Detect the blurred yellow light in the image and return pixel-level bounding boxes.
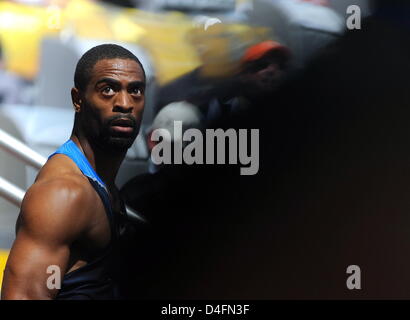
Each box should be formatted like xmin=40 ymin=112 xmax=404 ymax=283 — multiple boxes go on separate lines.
xmin=0 ymin=0 xmax=271 ymax=85
xmin=111 ymin=15 xmax=146 ymax=43
xmin=0 ymin=249 xmax=9 ymax=290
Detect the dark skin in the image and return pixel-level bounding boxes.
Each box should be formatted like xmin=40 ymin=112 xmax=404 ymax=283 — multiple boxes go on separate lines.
xmin=1 ymin=58 xmax=145 ymax=299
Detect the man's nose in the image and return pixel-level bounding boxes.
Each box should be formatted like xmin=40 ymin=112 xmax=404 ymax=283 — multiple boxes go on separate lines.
xmin=113 ymin=91 xmax=133 ymax=113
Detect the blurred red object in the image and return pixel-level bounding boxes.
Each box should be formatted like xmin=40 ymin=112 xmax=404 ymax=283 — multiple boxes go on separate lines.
xmin=241 ymin=40 xmax=291 ymax=64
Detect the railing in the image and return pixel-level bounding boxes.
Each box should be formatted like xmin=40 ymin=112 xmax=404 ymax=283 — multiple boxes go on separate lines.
xmin=0 ymin=128 xmax=47 ymax=168
xmin=0 ymin=176 xmax=25 ymax=208
xmin=0 ymin=128 xmax=146 ymax=223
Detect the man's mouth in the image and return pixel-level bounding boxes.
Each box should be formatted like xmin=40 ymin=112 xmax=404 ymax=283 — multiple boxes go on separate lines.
xmin=109 ymin=118 xmax=136 ymax=134
xmin=111 ymin=126 xmax=134 ymax=134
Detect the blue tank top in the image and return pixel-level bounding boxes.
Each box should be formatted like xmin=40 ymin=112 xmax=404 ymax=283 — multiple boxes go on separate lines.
xmin=48 ymin=139 xmax=121 ymax=300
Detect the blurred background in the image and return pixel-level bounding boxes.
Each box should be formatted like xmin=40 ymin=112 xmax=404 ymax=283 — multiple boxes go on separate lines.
xmin=0 ymin=0 xmax=380 ymax=296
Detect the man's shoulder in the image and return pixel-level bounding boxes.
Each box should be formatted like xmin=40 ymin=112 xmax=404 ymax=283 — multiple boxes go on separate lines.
xmin=31 ymin=153 xmax=95 ymax=203
xmin=19 ymin=156 xmax=98 ymax=239
xmin=26 ymin=174 xmax=93 ymax=205
xmin=37 ymin=153 xmax=85 ymax=181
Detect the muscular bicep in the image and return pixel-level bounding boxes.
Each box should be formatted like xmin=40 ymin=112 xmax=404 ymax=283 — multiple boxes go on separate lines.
xmin=1 ymin=179 xmax=91 ymax=300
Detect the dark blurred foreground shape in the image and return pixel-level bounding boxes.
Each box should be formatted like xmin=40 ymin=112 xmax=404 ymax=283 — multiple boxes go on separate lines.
xmin=119 ymin=1 xmax=410 ymax=299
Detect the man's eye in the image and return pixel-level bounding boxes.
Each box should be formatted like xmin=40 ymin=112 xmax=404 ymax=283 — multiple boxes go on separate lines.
xmin=102 ymin=87 xmax=114 ymax=95
xmin=131 ymin=88 xmax=142 ymax=95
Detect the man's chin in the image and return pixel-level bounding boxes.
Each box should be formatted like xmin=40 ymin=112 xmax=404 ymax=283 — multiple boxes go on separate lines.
xmin=102 ymin=136 xmax=136 ymax=152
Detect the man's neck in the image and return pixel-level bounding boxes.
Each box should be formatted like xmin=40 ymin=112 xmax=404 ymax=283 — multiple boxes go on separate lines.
xmin=70 ymin=133 xmax=126 ymax=188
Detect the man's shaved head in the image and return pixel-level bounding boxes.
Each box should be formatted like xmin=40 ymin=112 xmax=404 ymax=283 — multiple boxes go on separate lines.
xmin=74 ymin=44 xmax=146 ymax=91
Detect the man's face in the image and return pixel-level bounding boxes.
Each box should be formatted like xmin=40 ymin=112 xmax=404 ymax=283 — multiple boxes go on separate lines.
xmin=239 ymin=51 xmax=287 ymax=97
xmin=79 ymin=58 xmax=145 ymax=152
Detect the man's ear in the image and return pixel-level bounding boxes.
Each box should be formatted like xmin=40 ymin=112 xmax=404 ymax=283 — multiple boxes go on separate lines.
xmin=71 ymin=87 xmax=82 ymax=113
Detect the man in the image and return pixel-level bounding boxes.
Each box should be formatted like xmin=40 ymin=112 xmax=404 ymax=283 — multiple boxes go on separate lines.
xmin=1 ymin=44 xmax=146 ymax=299
xmin=237 ymin=40 xmax=290 ymax=98
xmin=204 ymin=40 xmax=291 ymax=128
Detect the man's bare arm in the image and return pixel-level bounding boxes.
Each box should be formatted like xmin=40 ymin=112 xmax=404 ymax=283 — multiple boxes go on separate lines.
xmin=1 ymin=177 xmax=92 ymax=300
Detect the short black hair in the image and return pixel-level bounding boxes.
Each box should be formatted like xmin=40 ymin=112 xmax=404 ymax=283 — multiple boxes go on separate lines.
xmin=74 ymin=44 xmax=145 ymax=91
